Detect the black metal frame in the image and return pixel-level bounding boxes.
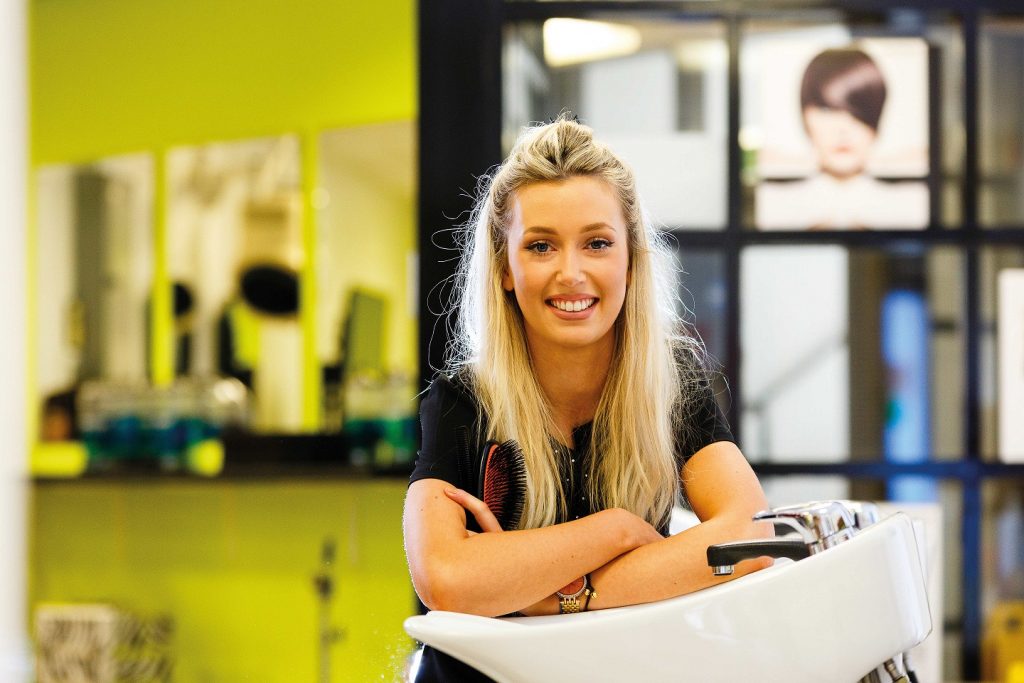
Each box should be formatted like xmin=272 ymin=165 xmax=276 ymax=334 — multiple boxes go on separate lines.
xmin=419 ymin=1 xmax=1024 ymax=678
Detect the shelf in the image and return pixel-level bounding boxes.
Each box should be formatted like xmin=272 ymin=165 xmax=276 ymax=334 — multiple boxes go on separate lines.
xmin=31 ymin=433 xmax=414 ymax=483
xmin=31 ymin=465 xmax=414 ymax=484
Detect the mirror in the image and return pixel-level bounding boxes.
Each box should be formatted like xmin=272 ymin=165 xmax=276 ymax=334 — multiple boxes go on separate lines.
xmin=166 ymin=136 xmax=303 ymax=433
xmin=35 ymin=123 xmax=420 ymax=458
xmin=317 ymin=121 xmax=418 ymax=464
xmin=36 ymin=155 xmax=154 ymax=442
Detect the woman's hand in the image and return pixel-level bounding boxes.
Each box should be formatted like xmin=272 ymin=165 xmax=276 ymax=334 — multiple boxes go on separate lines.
xmin=444 ymin=487 xmax=503 ymax=533
xmin=629 ymin=514 xmax=666 ymax=547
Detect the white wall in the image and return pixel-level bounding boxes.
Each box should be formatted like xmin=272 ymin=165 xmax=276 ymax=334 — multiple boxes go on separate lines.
xmin=0 ymin=0 xmax=31 ymax=679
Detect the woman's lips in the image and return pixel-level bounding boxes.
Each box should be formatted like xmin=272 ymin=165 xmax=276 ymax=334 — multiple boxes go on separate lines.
xmin=546 ymin=297 xmax=598 ymax=319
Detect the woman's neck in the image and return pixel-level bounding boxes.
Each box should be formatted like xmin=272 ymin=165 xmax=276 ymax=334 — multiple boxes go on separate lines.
xmin=528 ymin=336 xmax=614 ymax=443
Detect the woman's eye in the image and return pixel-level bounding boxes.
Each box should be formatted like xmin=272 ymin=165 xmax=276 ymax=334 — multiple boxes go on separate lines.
xmin=588 ymin=238 xmax=613 ymax=250
xmin=526 ymin=241 xmax=551 ymax=254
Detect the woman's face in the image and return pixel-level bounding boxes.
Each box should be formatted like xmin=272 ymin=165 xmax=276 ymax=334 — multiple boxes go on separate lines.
xmin=803 ymin=105 xmax=877 ymax=179
xmin=502 ymin=175 xmax=630 ymax=358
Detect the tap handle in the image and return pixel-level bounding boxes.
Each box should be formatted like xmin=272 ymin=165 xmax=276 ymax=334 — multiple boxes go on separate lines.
xmin=752 ymin=501 xmax=857 ymax=547
xmin=836 ymin=500 xmax=881 ymax=529
xmin=706 ymin=538 xmax=811 ymax=576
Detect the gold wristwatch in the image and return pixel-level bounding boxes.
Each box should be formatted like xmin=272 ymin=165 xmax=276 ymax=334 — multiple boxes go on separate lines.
xmin=556 ymin=575 xmax=590 ymax=614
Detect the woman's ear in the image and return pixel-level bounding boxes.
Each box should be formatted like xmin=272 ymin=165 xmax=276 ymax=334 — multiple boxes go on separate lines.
xmin=502 ymin=268 xmax=514 ymax=292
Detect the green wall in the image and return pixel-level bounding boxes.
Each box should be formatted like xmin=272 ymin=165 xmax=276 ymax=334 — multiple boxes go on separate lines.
xmin=32 ymin=480 xmax=414 ymax=682
xmin=29 ymin=1 xmax=419 ymax=680
xmin=30 ymin=0 xmax=416 ymax=163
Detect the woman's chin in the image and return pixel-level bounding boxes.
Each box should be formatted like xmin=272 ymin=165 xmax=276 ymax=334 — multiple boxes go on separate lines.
xmin=820 ymin=159 xmax=868 ymax=180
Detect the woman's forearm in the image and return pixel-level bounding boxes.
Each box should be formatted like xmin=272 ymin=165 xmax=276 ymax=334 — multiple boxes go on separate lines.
xmin=588 ymin=513 xmax=773 ymax=610
xmin=520 ymin=513 xmax=773 ymax=616
xmin=405 ymin=480 xmax=660 ymax=617
xmin=439 ymin=511 xmax=636 ymax=615
xmin=524 ymin=445 xmax=776 ymax=615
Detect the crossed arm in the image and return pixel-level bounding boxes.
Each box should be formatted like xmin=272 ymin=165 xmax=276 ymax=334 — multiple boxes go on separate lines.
xmin=402 ymin=441 xmax=774 ymax=617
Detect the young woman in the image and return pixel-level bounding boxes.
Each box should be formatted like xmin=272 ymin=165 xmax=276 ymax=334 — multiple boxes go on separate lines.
xmin=404 ymin=116 xmax=773 ymax=679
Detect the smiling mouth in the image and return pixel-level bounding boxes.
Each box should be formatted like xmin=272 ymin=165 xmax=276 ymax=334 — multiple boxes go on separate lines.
xmin=547 ymin=298 xmax=597 ymax=313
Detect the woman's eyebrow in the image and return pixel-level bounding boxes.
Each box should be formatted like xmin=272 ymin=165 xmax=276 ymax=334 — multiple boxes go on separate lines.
xmin=522 ymin=222 xmax=616 ymax=236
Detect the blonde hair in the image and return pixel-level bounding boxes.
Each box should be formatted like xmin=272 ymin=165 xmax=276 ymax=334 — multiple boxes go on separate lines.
xmin=448 ymin=115 xmax=708 ymax=530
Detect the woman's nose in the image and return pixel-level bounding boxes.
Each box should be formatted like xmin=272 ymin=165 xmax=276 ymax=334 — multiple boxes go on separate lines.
xmin=556 ymin=251 xmax=584 ymax=285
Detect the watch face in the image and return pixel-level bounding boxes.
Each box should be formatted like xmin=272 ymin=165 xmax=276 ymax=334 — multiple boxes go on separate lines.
xmin=556 ymin=576 xmax=585 ymax=598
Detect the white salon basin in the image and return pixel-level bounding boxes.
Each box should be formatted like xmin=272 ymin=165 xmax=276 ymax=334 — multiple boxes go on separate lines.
xmin=404 ymin=512 xmax=931 ymax=682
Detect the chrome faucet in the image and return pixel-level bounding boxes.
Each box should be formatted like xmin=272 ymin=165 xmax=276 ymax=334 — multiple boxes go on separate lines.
xmin=705 ymin=500 xmax=917 ymax=683
xmin=706 ymin=500 xmax=856 ymax=577
xmin=838 ymin=499 xmax=881 ymax=529
xmin=753 ymin=500 xmax=858 ymax=552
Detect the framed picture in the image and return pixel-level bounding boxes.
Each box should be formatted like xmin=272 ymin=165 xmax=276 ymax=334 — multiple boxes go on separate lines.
xmin=746 ymin=34 xmax=930 ymax=230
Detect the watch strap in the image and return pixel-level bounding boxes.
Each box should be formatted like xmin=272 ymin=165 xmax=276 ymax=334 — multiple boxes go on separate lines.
xmin=557 ymin=575 xmax=589 ymax=614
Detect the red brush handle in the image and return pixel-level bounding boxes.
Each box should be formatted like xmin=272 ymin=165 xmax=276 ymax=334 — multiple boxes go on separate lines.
xmin=481 ymin=442 xmax=500 ymax=508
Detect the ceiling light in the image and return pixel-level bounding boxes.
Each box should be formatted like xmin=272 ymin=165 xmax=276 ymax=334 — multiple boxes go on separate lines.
xmin=543 ymin=18 xmax=642 ymax=68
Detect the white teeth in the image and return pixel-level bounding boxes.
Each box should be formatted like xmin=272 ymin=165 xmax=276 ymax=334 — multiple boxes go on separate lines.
xmin=551 ymin=298 xmax=594 ymax=312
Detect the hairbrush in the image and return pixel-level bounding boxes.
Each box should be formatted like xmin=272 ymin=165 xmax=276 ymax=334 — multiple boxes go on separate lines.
xmin=477 ymin=440 xmax=527 ymax=531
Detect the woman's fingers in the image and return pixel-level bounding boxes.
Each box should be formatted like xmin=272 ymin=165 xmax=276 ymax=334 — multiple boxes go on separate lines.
xmin=445 ymin=487 xmax=504 ymax=533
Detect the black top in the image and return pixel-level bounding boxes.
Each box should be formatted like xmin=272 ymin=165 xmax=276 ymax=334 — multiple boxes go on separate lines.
xmin=410 ymin=372 xmax=734 ymax=534
xmin=407 ymin=372 xmax=735 ymax=683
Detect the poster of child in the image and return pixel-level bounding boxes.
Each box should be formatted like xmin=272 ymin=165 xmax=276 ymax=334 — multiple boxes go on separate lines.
xmin=752 ymin=37 xmax=930 ymax=230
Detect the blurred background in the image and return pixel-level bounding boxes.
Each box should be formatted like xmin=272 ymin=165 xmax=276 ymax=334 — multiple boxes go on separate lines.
xmin=1 ymin=0 xmax=1023 ymax=681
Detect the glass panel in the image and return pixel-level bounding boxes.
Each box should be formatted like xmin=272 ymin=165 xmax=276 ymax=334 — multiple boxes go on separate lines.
xmin=36 ymin=155 xmax=153 ymax=442
xmin=740 ymin=245 xmax=964 ymax=467
xmin=741 ymin=13 xmax=958 ymax=230
xmin=673 ymin=247 xmax=727 ymax=372
xmin=980 ymin=17 xmax=1024 ymax=227
xmin=506 ymin=0 xmax=684 ymax=2
xmin=317 ymin=123 xmax=419 ymax=465
xmin=504 ymin=17 xmax=728 ymax=229
xmin=930 ymin=19 xmax=965 ymax=228
xmin=758 ymin=474 xmax=850 ymax=508
xmin=166 ymin=136 xmax=303 ymax=433
xmin=982 ymin=479 xmax=1024 ymax=680
xmin=935 ymin=481 xmax=964 ymax=681
xmin=980 ymin=246 xmax=1024 ymax=461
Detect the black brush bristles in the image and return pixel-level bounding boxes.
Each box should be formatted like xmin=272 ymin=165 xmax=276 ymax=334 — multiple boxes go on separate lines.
xmin=454 ymin=426 xmax=472 ymax=490
xmin=477 ymin=440 xmax=527 ymax=531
